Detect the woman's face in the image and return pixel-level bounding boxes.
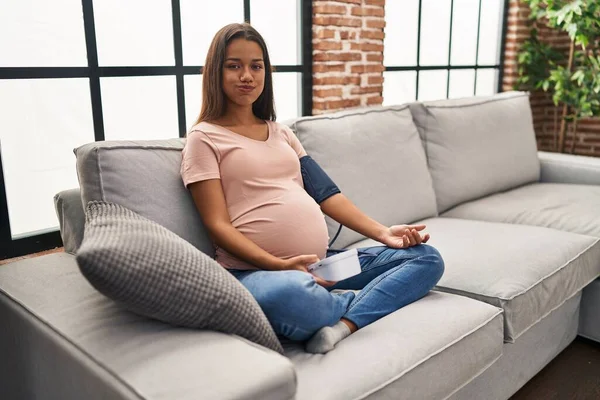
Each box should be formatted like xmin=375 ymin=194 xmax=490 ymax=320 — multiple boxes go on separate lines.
xmin=221 ymin=38 xmax=265 ymax=108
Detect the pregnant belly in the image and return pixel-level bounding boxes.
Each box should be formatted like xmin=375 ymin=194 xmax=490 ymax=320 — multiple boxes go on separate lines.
xmin=234 ymin=192 xmax=330 ymax=261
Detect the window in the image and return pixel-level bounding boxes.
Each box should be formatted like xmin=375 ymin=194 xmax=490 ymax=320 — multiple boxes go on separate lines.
xmin=0 ymin=0 xmax=312 ymax=259
xmin=383 ymin=0 xmax=508 ymax=105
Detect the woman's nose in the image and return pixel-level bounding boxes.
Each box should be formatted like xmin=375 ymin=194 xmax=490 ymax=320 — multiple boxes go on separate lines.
xmin=240 ymin=66 xmax=253 ymax=82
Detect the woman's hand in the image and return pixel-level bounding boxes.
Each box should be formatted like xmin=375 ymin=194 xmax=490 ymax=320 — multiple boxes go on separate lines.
xmin=280 ymin=255 xmax=337 ymax=287
xmin=378 ymin=224 xmax=430 ymax=249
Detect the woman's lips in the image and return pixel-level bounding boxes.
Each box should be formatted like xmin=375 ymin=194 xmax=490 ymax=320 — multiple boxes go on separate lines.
xmin=237 ymin=85 xmax=254 ymax=93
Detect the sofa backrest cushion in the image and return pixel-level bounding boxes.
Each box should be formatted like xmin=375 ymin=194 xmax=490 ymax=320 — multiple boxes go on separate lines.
xmin=409 ymin=91 xmax=541 ymax=213
xmin=75 ymin=139 xmax=214 ymax=257
xmin=288 ymin=105 xmax=438 ymax=249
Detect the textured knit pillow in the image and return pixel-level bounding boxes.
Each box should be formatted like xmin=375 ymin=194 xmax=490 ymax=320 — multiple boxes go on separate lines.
xmin=76 ymin=201 xmax=283 ymax=353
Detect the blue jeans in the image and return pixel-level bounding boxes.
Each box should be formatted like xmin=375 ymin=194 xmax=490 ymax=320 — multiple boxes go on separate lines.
xmin=229 ymin=244 xmax=444 ymax=341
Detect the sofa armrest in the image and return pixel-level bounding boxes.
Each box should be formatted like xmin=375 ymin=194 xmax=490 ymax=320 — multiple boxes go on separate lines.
xmin=538 ymin=151 xmax=600 ymax=185
xmin=54 ymin=189 xmax=85 ymax=255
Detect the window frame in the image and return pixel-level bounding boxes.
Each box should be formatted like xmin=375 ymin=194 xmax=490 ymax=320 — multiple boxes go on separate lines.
xmin=384 ymin=0 xmax=510 ymax=101
xmin=0 ymin=0 xmax=313 ymax=259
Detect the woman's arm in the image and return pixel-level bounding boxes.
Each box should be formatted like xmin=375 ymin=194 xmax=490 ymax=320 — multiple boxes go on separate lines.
xmin=189 ymin=179 xmax=320 ymax=272
xmin=320 ymin=193 xmax=387 ymax=241
xmin=320 ymin=193 xmax=429 ymax=248
xmin=298 ymin=154 xmax=427 ymax=247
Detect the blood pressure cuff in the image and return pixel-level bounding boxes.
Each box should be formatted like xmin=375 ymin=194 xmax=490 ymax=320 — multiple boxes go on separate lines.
xmin=300 ymin=155 xmax=341 ymax=204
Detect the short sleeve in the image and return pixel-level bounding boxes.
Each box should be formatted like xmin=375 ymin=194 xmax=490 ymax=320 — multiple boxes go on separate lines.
xmin=280 ymin=123 xmax=307 ymax=158
xmin=181 ymin=131 xmax=221 ymax=187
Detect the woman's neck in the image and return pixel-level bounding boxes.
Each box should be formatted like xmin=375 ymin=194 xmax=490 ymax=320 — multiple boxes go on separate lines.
xmin=217 ymin=104 xmax=260 ymax=127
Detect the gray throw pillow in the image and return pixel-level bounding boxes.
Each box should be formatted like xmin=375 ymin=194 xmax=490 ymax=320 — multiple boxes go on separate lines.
xmin=76 ymin=201 xmax=283 ymax=354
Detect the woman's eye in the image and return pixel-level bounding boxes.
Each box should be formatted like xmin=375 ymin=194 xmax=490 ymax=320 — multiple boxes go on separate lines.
xmin=226 ymin=64 xmax=240 ymax=69
xmin=252 ymin=64 xmax=264 ymax=70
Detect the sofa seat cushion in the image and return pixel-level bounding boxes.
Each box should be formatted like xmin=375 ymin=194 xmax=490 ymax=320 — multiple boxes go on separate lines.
xmin=284 ymin=291 xmax=503 ymax=400
xmin=442 ymin=183 xmax=600 ymax=238
xmin=409 ymin=91 xmax=540 ymax=213
xmin=349 ymin=218 xmax=600 ymax=342
xmin=0 ymin=253 xmax=296 ymax=400
xmin=287 ymin=105 xmax=437 ymax=249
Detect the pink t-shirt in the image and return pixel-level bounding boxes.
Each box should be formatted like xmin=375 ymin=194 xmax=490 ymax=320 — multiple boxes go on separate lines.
xmin=181 ymin=120 xmax=329 ymax=270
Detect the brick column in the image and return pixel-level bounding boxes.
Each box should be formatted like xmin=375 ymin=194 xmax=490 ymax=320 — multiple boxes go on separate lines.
xmin=312 ymin=0 xmax=385 ymax=115
xmin=502 ymin=0 xmax=599 ymax=156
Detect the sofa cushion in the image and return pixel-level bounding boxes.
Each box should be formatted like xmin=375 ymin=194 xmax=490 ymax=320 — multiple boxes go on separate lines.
xmin=288 ymin=105 xmax=437 ymax=249
xmin=76 ymin=201 xmax=283 ymax=354
xmin=349 ymin=217 xmax=600 ymax=342
xmin=409 ymin=91 xmax=540 ymax=213
xmin=285 ymin=291 xmax=503 ymax=400
xmin=442 ymin=183 xmax=600 ymax=238
xmin=75 ymin=139 xmax=214 ymax=257
xmin=0 ymin=253 xmax=295 ymax=400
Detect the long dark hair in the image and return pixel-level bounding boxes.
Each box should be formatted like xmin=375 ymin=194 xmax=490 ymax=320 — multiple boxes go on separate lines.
xmin=195 ymin=23 xmax=275 ymax=124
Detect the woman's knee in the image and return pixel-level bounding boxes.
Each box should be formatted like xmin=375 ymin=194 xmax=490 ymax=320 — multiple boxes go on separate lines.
xmin=418 ymin=246 xmax=445 ymax=286
xmin=254 ymin=271 xmax=345 ymax=340
xmin=417 ymin=243 xmax=442 ymax=258
xmin=254 ymin=271 xmax=316 ymax=311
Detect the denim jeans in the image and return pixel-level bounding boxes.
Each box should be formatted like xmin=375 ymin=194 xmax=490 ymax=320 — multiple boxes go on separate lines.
xmin=229 ymin=244 xmax=444 ymax=341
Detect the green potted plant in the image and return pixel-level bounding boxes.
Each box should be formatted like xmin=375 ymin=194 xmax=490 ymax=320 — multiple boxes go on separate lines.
xmin=516 ymin=0 xmax=600 ymax=153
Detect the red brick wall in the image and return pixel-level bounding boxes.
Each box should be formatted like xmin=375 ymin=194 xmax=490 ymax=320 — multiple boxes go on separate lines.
xmin=502 ymin=0 xmax=600 ymax=156
xmin=311 ymin=0 xmax=599 ymax=156
xmin=312 ymin=0 xmax=385 ymax=114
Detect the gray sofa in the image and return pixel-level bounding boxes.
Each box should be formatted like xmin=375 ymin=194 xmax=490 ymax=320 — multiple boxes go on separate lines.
xmin=1 ymin=91 xmax=599 ymax=400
